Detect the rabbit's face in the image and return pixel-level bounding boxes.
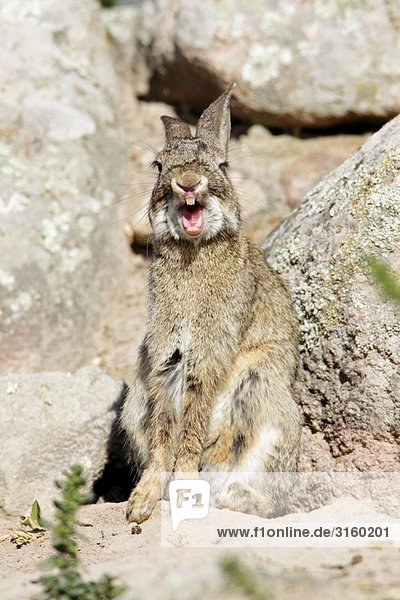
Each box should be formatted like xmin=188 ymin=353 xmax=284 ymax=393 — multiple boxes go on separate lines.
xmin=149 ymin=87 xmax=239 ymax=243
xmin=149 ymin=137 xmax=240 ymax=243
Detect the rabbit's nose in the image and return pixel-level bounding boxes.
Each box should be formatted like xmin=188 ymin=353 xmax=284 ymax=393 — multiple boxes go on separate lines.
xmin=175 ymin=171 xmax=202 ymax=191
xmin=175 ymin=181 xmax=199 ymax=192
xmin=171 ymin=174 xmax=208 ymax=197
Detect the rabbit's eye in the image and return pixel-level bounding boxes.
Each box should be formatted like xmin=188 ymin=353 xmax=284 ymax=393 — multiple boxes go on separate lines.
xmin=151 ymin=160 xmax=162 ymax=173
xmin=219 ymin=161 xmax=229 ymax=174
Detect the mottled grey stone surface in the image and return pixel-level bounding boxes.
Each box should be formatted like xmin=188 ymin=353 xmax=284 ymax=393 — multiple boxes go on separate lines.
xmin=0 ymin=0 xmax=129 ymax=373
xmin=134 ymin=0 xmax=400 ymax=128
xmin=0 ymin=366 xmax=124 ymax=516
xmin=264 ymin=116 xmax=400 ymax=470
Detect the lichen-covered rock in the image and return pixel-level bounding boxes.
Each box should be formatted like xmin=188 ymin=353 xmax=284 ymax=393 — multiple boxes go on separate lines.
xmin=135 ymin=0 xmax=400 ymax=128
xmin=0 ymin=366 xmax=125 ymax=516
xmin=228 ymin=126 xmax=368 ymax=245
xmin=264 ymin=116 xmax=400 ymax=471
xmin=0 ymin=0 xmax=129 ymax=373
xmin=102 ymin=5 xmax=149 ymax=98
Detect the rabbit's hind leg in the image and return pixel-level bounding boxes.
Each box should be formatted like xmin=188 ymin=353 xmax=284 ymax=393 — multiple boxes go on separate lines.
xmin=211 ymin=423 xmax=280 ymax=518
xmin=204 ymin=361 xmax=300 ymax=518
xmin=214 ymin=480 xmax=273 ymax=517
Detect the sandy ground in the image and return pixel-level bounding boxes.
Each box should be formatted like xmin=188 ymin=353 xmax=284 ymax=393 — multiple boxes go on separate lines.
xmin=1 ymin=498 xmax=399 ymax=599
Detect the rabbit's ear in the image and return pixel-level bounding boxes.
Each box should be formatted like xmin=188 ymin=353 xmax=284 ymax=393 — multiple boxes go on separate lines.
xmin=161 ymin=116 xmax=192 ymax=143
xmin=196 ymin=85 xmax=235 ymax=153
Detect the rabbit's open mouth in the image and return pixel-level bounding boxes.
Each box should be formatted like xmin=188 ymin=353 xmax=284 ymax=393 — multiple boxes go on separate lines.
xmin=181 ymin=201 xmax=204 ymax=236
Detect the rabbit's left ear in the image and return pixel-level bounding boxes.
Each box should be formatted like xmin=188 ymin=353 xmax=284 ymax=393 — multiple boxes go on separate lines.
xmin=196 ymin=84 xmax=235 ymax=153
xmin=161 ymin=116 xmax=191 ymax=144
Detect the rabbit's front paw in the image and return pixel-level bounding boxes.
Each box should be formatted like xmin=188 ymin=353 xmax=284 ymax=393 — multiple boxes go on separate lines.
xmin=126 ymin=483 xmax=159 ymax=524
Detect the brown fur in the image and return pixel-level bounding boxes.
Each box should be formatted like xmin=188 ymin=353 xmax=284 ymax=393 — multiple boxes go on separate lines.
xmin=120 ymin=88 xmax=301 ymax=524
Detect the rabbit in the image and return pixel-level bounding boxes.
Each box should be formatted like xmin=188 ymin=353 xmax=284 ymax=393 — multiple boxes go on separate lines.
xmin=120 ymin=86 xmax=301 ymax=526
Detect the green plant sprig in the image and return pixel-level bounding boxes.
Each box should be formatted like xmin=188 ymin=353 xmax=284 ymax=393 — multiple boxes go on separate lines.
xmin=37 ymin=465 xmax=125 ymax=600
xmin=367 ymin=257 xmax=400 ymax=308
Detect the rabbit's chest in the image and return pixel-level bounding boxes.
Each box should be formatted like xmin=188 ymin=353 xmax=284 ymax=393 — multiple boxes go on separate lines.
xmin=155 ymin=313 xmax=237 ymax=417
xmin=159 ymin=320 xmax=193 ymax=415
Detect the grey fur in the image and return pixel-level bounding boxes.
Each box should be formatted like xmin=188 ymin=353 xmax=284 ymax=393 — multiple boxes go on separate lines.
xmin=120 ymin=88 xmax=301 ymax=524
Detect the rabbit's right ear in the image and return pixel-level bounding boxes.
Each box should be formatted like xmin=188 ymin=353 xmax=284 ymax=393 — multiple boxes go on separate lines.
xmin=161 ymin=116 xmax=192 ymax=144
xmin=196 ymin=85 xmax=235 ymax=153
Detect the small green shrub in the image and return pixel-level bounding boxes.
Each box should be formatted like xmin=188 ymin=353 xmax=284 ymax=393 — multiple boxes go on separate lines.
xmin=37 ymin=465 xmax=125 ymax=600
xmin=221 ymin=557 xmax=269 ymax=600
xmin=368 ymin=257 xmax=400 ymax=308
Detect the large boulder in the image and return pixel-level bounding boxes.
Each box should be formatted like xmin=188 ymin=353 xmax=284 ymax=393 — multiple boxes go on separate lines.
xmin=228 ymin=126 xmax=368 ymax=245
xmin=0 ymin=366 xmax=125 ymax=516
xmin=0 ymin=0 xmax=129 ymax=373
xmin=264 ymin=116 xmax=400 ymax=471
xmin=135 ymin=0 xmax=400 ymax=129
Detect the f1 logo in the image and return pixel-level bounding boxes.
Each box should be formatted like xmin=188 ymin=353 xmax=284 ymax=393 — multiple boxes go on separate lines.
xmin=169 ymin=479 xmax=210 ymax=531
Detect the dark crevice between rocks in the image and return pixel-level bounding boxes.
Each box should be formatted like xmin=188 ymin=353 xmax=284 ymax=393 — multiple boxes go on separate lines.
xmin=339 ymin=369 xmax=350 ymax=384
xmin=171 ymin=102 xmax=384 ymax=139
xmin=267 ymin=120 xmax=382 ymax=139
xmin=92 ymin=382 xmax=138 ymax=503
xmin=142 ymin=83 xmax=388 ymax=139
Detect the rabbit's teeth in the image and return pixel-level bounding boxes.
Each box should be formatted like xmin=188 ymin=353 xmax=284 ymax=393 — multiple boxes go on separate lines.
xmin=185 ymin=196 xmax=196 ymax=206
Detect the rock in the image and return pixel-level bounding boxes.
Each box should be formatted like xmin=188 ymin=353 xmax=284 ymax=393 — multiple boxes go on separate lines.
xmin=0 ymin=0 xmax=129 ymax=373
xmin=135 ymin=0 xmax=400 ymax=129
xmin=229 ymin=126 xmax=368 ymax=244
xmin=102 ymin=5 xmax=149 ymax=98
xmin=87 ymin=107 xmax=178 ymax=379
xmin=263 ymin=115 xmax=400 ymax=470
xmin=0 ymin=366 xmax=125 ymax=516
